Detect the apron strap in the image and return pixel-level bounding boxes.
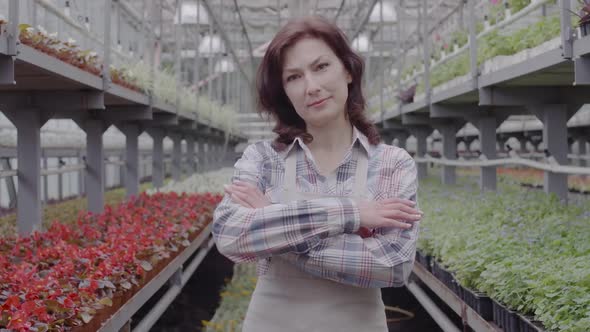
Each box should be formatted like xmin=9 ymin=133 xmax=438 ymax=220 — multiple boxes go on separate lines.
xmin=284 ymin=146 xmax=298 ymax=196
xmin=352 ymin=147 xmax=369 ymax=198
xmin=284 ymin=142 xmax=369 ymax=199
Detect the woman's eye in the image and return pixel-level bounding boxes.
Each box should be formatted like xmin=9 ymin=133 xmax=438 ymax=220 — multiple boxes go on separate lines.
xmin=317 ymin=63 xmax=329 ymax=70
xmin=286 ymin=74 xmax=299 ymax=82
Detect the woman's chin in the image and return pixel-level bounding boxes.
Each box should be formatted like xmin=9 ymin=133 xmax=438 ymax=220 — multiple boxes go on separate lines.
xmin=305 ymin=114 xmax=340 ymax=128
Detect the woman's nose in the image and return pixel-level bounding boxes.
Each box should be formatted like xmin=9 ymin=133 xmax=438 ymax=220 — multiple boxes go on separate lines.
xmin=305 ymin=75 xmax=321 ymax=95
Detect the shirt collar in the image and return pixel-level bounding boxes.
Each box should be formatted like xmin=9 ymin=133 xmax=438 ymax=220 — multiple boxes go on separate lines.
xmin=284 ymin=126 xmax=372 ymax=156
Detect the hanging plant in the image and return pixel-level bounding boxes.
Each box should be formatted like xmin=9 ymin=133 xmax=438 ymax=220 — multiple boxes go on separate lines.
xmin=573 ymin=0 xmax=590 ymax=37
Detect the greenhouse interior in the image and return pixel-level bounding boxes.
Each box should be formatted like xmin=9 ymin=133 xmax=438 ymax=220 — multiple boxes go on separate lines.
xmin=0 ymin=0 xmax=589 ymax=331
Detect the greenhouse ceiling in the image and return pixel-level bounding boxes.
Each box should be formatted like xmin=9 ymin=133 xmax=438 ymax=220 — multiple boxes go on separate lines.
xmin=125 ymin=0 xmax=463 ymax=70
xmin=119 ymin=0 xmax=466 ymax=141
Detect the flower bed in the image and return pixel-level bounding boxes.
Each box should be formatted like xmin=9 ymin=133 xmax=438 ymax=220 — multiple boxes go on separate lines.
xmin=457 ymin=167 xmax=590 ymax=193
xmin=0 ymin=181 xmax=159 ymax=238
xmin=0 ymin=191 xmax=222 ymax=331
xmin=150 ymin=168 xmax=234 ymax=195
xmin=202 ymin=263 xmax=257 ymax=332
xmin=417 ymin=176 xmax=590 ymax=332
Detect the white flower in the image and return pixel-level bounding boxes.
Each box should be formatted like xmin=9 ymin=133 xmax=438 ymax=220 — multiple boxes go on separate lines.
xmin=25 ymin=27 xmax=35 ymax=34
xmin=37 ymin=25 xmax=47 ymax=36
xmin=67 ymin=38 xmax=76 ymax=45
xmin=49 ymin=32 xmax=58 ymax=39
xmin=89 ymin=51 xmax=98 ymax=58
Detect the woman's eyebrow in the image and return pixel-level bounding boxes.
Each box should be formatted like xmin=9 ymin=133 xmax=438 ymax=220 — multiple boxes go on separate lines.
xmin=283 ymin=55 xmax=328 ymax=73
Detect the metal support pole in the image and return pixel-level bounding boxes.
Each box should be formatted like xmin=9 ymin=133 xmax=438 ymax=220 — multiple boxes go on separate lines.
xmin=559 ymin=0 xmax=573 ymax=59
xmin=197 ymin=138 xmax=204 ymax=172
xmin=519 ymin=137 xmax=527 ymax=153
xmin=7 ymin=109 xmax=44 ymax=236
xmin=477 ymin=117 xmax=497 ymax=191
xmin=171 ymin=133 xmax=182 ymax=181
xmin=122 ymin=123 xmax=140 ymax=198
xmin=213 ymin=141 xmax=219 ymax=167
xmin=397 ymin=132 xmax=409 ymax=150
xmin=203 ymin=140 xmax=210 ymax=171
xmin=3 ymin=157 xmax=16 ymax=209
xmin=77 ymin=150 xmax=84 ymax=196
xmin=103 ymin=0 xmax=113 ymax=90
xmin=119 ymin=153 xmax=125 ymax=187
xmin=186 ymin=135 xmax=196 ymax=174
xmin=577 ymin=137 xmax=587 ymax=167
xmin=439 ymin=124 xmax=458 ymax=185
xmin=421 ymin=0 xmax=431 ymax=102
xmin=412 ymin=127 xmax=430 ymax=180
xmin=208 ymin=21 xmax=213 ymax=102
xmin=468 ymin=0 xmax=478 ymax=87
xmin=84 ymin=120 xmax=107 ymax=214
xmin=41 ymin=155 xmax=48 ymax=203
xmin=149 ymin=128 xmax=165 ymax=188
xmin=0 ymin=0 xmax=18 ymax=84
xmin=533 ymin=105 xmax=569 ymax=201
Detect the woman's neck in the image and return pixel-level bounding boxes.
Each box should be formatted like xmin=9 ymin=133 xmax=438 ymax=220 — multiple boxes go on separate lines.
xmin=306 ymin=116 xmax=353 ymax=153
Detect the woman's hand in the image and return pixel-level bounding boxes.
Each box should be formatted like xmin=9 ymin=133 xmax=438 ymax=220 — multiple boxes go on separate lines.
xmin=356 ymin=198 xmax=422 ymax=230
xmin=224 ymin=181 xmax=271 ymax=208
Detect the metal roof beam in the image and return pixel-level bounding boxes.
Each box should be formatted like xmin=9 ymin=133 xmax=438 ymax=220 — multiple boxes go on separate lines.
xmin=201 ymin=0 xmax=253 ymax=86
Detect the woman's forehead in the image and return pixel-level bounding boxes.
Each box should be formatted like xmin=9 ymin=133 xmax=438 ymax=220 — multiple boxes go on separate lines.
xmin=282 ymin=38 xmax=336 ymax=69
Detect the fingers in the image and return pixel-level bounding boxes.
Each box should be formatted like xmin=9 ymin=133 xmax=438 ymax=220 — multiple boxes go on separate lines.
xmin=382 ymin=210 xmax=422 ymax=222
xmin=224 ymin=184 xmax=253 ymax=208
xmin=379 ymin=197 xmax=416 ymax=207
xmin=380 ymin=203 xmax=424 ymax=219
xmin=229 ymin=189 xmax=255 ymax=208
xmin=225 ymin=181 xmax=271 ymax=208
xmin=230 ymin=183 xmax=266 ymax=202
xmin=381 ymin=217 xmax=413 ymax=229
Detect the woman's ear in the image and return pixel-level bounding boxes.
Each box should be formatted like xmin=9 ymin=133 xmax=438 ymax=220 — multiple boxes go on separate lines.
xmin=346 ymin=71 xmax=352 ymax=84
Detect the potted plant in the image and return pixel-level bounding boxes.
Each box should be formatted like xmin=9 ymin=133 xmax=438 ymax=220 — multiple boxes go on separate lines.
xmin=574 ymin=0 xmax=590 ymax=37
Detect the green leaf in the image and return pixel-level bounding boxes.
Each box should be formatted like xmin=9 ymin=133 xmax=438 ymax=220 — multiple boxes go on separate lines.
xmin=98 ymin=297 xmax=113 ymax=307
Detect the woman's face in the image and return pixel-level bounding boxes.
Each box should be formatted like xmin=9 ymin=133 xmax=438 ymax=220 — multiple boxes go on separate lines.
xmin=281 ymin=37 xmax=352 ymax=128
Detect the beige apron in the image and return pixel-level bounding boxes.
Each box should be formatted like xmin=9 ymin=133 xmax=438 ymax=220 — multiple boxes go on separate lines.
xmin=242 ymin=147 xmax=388 ymax=332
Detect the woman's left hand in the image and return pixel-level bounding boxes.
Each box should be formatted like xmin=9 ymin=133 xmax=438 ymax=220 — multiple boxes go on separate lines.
xmin=224 ymin=181 xmax=271 ymax=208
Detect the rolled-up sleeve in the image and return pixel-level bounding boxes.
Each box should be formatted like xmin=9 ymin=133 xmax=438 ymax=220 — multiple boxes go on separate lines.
xmin=212 ymin=143 xmax=361 ymax=263
xmin=280 ymin=149 xmax=420 ymax=288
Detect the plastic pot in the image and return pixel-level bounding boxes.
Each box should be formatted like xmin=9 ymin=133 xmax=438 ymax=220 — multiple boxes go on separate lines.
xmin=518 ymin=314 xmax=546 ymax=332
xmin=463 ymin=286 xmax=493 ymax=321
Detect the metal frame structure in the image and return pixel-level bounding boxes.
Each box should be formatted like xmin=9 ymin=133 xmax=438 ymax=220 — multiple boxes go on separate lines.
xmin=0 ymin=0 xmax=245 ymax=236
xmin=375 ymin=0 xmax=590 ymax=203
xmin=1 ymin=1 xmax=589 ymax=331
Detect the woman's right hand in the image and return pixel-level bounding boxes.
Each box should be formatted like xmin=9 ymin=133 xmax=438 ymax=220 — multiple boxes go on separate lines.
xmin=355 ymin=198 xmax=422 ymax=230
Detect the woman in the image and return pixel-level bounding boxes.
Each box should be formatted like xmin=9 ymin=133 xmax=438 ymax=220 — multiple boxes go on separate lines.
xmin=213 ymin=15 xmax=422 ymax=332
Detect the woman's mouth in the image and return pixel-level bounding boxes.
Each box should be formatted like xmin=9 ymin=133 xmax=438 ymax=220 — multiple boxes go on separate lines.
xmin=308 ymin=97 xmax=331 ymax=108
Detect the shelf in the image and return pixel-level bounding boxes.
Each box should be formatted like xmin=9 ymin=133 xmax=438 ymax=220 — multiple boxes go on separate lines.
xmin=106 ymin=84 xmax=150 ymax=106
xmin=97 ymin=225 xmax=213 ymax=332
xmin=478 ymin=48 xmax=570 ymax=88
xmin=6 ymin=44 xmax=104 ymax=91
xmin=412 ymin=263 xmax=503 ymax=332
xmin=573 ymin=35 xmax=590 ymax=58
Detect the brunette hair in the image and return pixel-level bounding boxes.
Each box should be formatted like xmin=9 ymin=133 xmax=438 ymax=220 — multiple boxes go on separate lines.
xmin=256 ymin=15 xmax=381 ymax=151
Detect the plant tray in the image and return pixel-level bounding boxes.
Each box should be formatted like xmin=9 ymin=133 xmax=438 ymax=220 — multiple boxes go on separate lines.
xmin=462 ymin=286 xmax=493 ymax=321
xmin=492 ymin=299 xmax=520 ymax=332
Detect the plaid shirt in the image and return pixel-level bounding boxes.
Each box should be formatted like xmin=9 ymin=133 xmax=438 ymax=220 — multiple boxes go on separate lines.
xmin=212 ymin=127 xmax=420 ymax=288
